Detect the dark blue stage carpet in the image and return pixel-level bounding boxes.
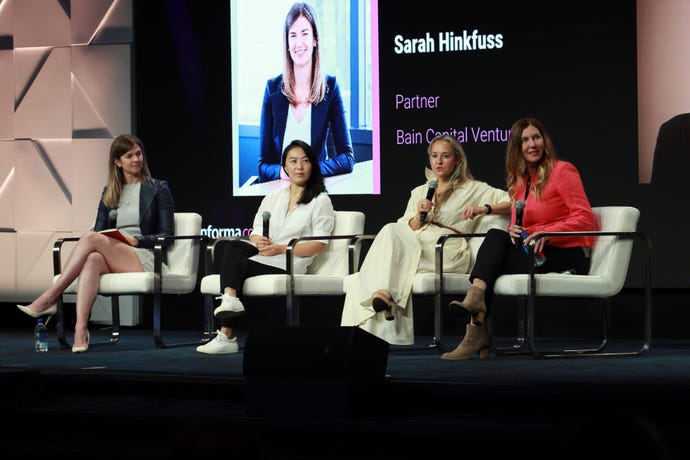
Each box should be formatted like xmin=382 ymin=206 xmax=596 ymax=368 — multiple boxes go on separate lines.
xmin=2 ymin=327 xmax=690 ymax=459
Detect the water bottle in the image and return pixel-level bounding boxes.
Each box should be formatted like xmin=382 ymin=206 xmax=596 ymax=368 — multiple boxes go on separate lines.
xmin=34 ymin=318 xmax=48 ymax=352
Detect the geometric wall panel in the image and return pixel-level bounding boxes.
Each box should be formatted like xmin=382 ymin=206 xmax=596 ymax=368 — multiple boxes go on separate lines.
xmin=0 ymin=234 xmax=17 ymax=298
xmin=1 ymin=0 xmax=132 ymax=300
xmin=70 ymin=138 xmax=112 ymax=231
xmin=14 ymin=231 xmax=66 ymax=300
xmin=14 ymin=139 xmax=73 ymax=232
xmin=0 ymin=140 xmax=16 ymax=229
xmin=72 ymin=0 xmax=132 ymax=46
xmin=12 ymin=0 xmax=71 ymax=48
xmin=72 ymin=44 xmax=131 ymax=138
xmin=14 ymin=46 xmax=72 ymax=139
xmin=0 ymin=50 xmax=12 ymax=140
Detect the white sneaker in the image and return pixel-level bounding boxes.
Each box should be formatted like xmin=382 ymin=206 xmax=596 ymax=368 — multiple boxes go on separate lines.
xmin=196 ymin=330 xmax=239 ymax=354
xmin=213 ymin=294 xmax=245 ymax=319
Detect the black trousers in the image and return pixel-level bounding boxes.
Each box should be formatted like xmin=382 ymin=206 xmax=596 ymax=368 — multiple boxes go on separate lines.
xmin=470 ymin=228 xmax=591 ymax=315
xmin=216 ymin=239 xmax=285 ymax=328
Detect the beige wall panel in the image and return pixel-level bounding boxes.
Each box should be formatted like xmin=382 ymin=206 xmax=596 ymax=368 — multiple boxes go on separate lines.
xmin=0 ymin=0 xmax=11 ymax=36
xmin=13 ymin=0 xmax=71 ymax=48
xmin=72 ymin=0 xmax=134 ymax=45
xmin=13 ymin=231 xmax=76 ymax=301
xmin=71 ymin=138 xmax=111 ymax=231
xmin=14 ymin=139 xmax=72 ymax=232
xmin=72 ymin=45 xmax=131 ymax=137
xmin=14 ymin=46 xmax=72 ymax=139
xmin=0 ymin=140 xmax=15 ymax=229
xmin=637 ymin=0 xmax=690 ymax=182
xmin=0 ymin=234 xmax=17 ymax=298
xmin=71 ymin=0 xmax=114 ymax=45
xmin=0 ymin=0 xmax=132 ymax=302
xmin=0 ymin=50 xmax=12 ymax=140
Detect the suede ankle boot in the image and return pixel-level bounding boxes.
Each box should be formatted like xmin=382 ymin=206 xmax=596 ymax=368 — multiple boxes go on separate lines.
xmin=441 ymin=323 xmax=491 ymax=360
xmin=449 ymin=286 xmax=487 ymax=323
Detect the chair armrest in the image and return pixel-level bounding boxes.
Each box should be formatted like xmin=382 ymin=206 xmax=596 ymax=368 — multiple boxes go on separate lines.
xmin=203 ymin=236 xmax=246 ymax=275
xmin=285 ymin=234 xmax=364 ymax=276
xmin=53 ymin=237 xmax=82 ymax=276
xmin=525 ymin=229 xmax=652 ymax=278
xmin=433 ymin=232 xmax=492 ymax=293
xmin=347 ymin=234 xmax=376 ymax=273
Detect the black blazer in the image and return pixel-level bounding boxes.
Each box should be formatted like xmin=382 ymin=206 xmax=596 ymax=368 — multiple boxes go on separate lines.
xmin=94 ymin=177 xmax=175 ymax=250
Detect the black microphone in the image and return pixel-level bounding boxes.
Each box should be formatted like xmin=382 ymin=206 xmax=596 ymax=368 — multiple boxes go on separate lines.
xmin=515 ymin=200 xmax=526 ymax=248
xmin=262 ymin=211 xmax=271 ymax=238
xmin=108 ymin=208 xmax=118 ymax=228
xmin=420 ymin=180 xmax=437 ymax=224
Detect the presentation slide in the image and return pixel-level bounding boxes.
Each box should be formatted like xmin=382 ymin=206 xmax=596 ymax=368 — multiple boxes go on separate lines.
xmin=231 ymin=0 xmax=378 ymax=196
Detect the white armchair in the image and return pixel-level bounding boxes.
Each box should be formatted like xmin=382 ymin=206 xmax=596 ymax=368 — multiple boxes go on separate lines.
xmin=52 ymin=212 xmax=211 ymax=349
xmin=431 ymin=206 xmax=652 ymax=358
xmin=200 ymin=210 xmax=366 ymax=326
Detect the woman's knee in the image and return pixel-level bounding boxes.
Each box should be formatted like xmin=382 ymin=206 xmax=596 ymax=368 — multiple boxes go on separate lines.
xmin=83 ymin=251 xmax=106 ymax=270
xmin=80 ymin=231 xmax=106 ymax=247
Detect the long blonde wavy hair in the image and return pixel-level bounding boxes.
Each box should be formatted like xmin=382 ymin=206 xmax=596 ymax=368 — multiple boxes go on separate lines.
xmin=426 ymin=134 xmax=474 ymax=209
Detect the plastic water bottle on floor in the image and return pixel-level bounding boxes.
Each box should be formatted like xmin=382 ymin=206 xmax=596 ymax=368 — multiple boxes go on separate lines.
xmin=34 ymin=318 xmax=48 ymax=352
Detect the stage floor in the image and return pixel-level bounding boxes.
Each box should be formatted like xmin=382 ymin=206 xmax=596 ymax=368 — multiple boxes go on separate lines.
xmin=2 ymin=327 xmax=690 ymax=458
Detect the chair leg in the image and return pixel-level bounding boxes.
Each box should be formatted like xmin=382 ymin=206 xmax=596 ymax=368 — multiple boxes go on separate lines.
xmin=202 ymin=293 xmax=215 ymax=343
xmin=495 ymin=296 xmax=529 ymax=355
xmin=108 ymin=296 xmax=121 ymax=344
xmin=56 ymin=296 xmax=69 ymax=349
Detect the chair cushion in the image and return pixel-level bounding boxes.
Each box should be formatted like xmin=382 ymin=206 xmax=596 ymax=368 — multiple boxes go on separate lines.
xmin=411 ymin=272 xmax=472 ymax=295
xmin=200 ymin=273 xmax=344 ymax=296
xmin=493 ymin=273 xmax=617 ymax=297
xmin=59 ymin=272 xmax=198 ymax=295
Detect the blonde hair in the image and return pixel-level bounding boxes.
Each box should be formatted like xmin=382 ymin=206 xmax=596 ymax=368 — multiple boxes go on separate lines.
xmin=102 ymin=134 xmax=151 ymax=208
xmin=505 ymin=118 xmax=558 ymax=201
xmin=281 ymin=2 xmax=327 ymax=104
xmin=426 ymin=134 xmax=474 ymax=209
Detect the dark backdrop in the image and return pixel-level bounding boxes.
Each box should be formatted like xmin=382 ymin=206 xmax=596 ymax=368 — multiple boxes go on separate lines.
xmin=132 ymin=0 xmax=684 ymax=289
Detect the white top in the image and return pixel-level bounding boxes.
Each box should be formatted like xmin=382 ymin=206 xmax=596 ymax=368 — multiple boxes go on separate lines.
xmin=250 ymin=186 xmax=335 ymax=274
xmin=282 ymin=105 xmax=312 ymax=153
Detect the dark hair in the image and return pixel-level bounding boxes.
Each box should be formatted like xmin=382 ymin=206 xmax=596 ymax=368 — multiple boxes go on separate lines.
xmin=282 ymin=139 xmax=327 ymax=204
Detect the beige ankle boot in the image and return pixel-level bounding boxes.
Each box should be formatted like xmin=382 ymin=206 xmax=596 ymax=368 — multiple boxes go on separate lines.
xmin=441 ymin=323 xmax=491 ymax=360
xmin=449 ymin=286 xmax=487 ymax=322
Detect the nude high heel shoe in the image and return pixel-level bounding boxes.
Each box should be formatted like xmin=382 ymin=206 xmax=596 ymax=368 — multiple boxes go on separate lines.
xmin=441 ymin=323 xmax=491 ymax=360
xmin=72 ymin=331 xmax=90 ymax=353
xmin=16 ymin=304 xmax=57 ymax=325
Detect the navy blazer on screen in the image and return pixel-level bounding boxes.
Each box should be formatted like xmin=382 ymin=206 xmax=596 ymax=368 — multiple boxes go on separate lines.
xmin=94 ymin=177 xmax=175 ymax=250
xmin=258 ymin=74 xmax=355 ymax=182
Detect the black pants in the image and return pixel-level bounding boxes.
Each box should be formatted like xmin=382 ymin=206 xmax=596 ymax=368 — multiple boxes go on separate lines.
xmin=470 ymin=228 xmax=591 ymax=316
xmin=216 ymin=239 xmax=285 ymax=328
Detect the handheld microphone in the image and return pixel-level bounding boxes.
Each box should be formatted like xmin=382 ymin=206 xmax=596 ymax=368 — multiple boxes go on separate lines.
xmin=108 ymin=209 xmax=118 ymax=228
xmin=262 ymin=211 xmax=271 ymax=238
xmin=515 ymin=200 xmax=526 ymax=248
xmin=420 ymin=180 xmax=437 ymax=224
